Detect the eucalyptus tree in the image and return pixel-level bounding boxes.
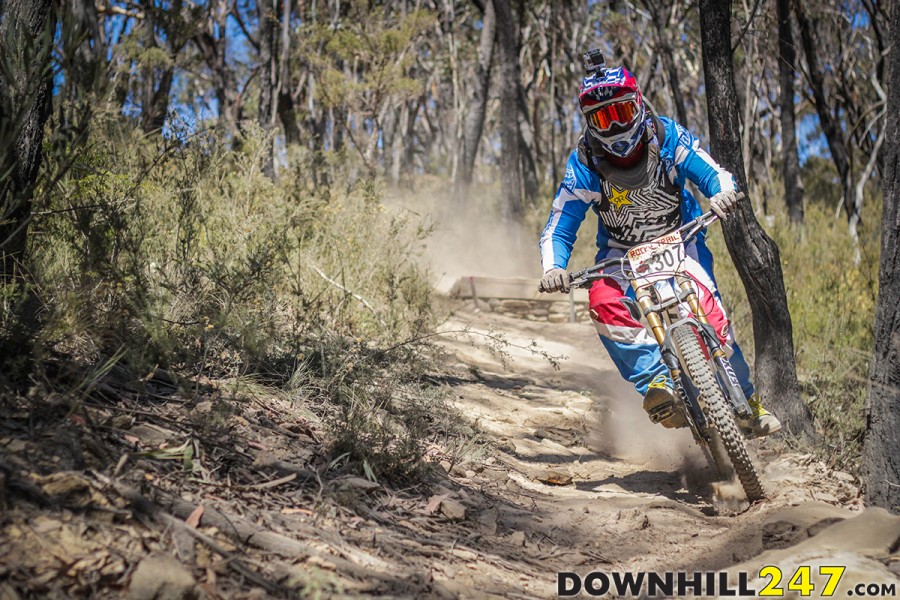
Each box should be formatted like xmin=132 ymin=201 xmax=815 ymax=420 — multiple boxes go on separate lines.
xmin=793 ymin=0 xmax=886 ymax=255
xmin=0 ymin=0 xmax=57 ymax=368
xmin=698 ymin=0 xmax=814 ymax=438
xmin=777 ymin=0 xmax=804 ymax=223
xmin=493 ymin=0 xmax=524 ymax=222
xmin=454 ymin=0 xmax=496 ymax=202
xmin=862 ymin=0 xmax=900 ymax=511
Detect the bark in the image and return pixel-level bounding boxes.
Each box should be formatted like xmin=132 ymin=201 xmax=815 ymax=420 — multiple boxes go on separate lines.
xmin=258 ymin=0 xmax=278 ymax=178
xmin=276 ymin=0 xmax=301 ymax=147
xmin=517 ymin=81 xmax=540 ymax=204
xmin=0 ymin=0 xmax=56 ymax=369
xmin=777 ymin=0 xmax=804 ymax=223
xmin=493 ymin=0 xmax=523 ymax=223
xmin=139 ymin=5 xmax=175 ymax=134
xmin=794 ymin=0 xmax=854 ymax=223
xmin=0 ymin=0 xmax=55 ymax=280
xmin=193 ymin=2 xmax=241 ymax=135
xmin=454 ymin=0 xmax=496 ymax=202
xmin=698 ymin=0 xmax=815 ymax=439
xmin=862 ymin=5 xmax=900 ymax=510
xmin=100 ymin=476 xmax=417 ymax=585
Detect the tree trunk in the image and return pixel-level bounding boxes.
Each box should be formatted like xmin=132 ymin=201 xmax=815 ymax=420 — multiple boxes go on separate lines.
xmin=0 ymin=0 xmax=55 ymax=280
xmin=194 ymin=2 xmax=241 ymax=136
xmin=382 ymin=106 xmax=399 ymax=184
xmin=493 ymin=0 xmax=523 ymax=223
xmin=698 ymin=0 xmax=815 ymax=439
xmin=277 ymin=0 xmax=301 ymax=147
xmin=548 ymin=2 xmax=559 ymax=185
xmin=454 ymin=0 xmax=496 ymax=203
xmin=793 ymin=0 xmax=854 ymax=223
xmin=258 ymin=0 xmax=278 ymax=178
xmin=862 ymin=5 xmax=900 ymax=511
xmin=67 ymin=0 xmax=105 ymax=97
xmin=777 ymin=0 xmax=804 ymax=224
xmin=140 ymin=67 xmax=174 ymax=134
xmin=517 ymin=83 xmax=540 ymax=204
xmin=0 ymin=0 xmax=56 ymax=369
xmin=58 ymin=0 xmax=105 ymax=140
xmin=139 ymin=6 xmax=174 ymax=134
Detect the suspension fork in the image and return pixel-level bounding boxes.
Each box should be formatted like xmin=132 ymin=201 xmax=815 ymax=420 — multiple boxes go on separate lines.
xmin=677 ymin=274 xmax=725 ymax=357
xmin=676 ymin=275 xmax=751 ymax=417
xmin=633 ymin=285 xmax=709 ymax=434
xmin=634 ymin=285 xmax=682 ymax=382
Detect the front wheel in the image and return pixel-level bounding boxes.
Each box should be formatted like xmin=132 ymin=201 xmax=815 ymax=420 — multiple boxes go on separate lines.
xmin=672 ymin=324 xmax=765 ymax=502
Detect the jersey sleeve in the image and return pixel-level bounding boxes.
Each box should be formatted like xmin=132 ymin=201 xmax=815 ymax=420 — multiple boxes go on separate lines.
xmin=670 ymin=121 xmax=738 ymax=198
xmin=538 ymin=151 xmax=598 ymax=271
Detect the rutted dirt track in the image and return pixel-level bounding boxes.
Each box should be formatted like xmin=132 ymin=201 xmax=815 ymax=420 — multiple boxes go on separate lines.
xmin=425 ymin=307 xmax=899 ymax=598
xmin=1 ymin=303 xmax=899 ymax=599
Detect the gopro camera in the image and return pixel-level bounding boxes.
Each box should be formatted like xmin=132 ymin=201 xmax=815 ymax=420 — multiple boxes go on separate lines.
xmin=583 ymin=48 xmax=606 ymax=75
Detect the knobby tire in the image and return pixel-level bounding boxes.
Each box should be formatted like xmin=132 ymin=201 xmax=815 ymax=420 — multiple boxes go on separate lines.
xmin=672 ymin=325 xmax=766 ymax=502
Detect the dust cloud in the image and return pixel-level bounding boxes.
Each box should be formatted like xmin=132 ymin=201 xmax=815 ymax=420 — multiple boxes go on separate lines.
xmin=588 ymin=388 xmax=704 ymax=470
xmin=412 ymin=190 xmax=545 ymax=291
xmin=429 ymin=216 xmax=540 ymax=286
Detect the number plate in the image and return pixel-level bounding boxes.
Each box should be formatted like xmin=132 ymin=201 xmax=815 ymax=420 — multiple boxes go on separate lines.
xmin=626 ymin=230 xmax=686 ymax=285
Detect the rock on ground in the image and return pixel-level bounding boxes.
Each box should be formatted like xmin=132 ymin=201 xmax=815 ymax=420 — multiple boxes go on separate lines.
xmin=128 ymin=553 xmax=196 ymax=600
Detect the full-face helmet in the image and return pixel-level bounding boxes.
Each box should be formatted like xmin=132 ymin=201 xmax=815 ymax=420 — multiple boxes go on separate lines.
xmin=578 ymin=64 xmax=647 ymax=159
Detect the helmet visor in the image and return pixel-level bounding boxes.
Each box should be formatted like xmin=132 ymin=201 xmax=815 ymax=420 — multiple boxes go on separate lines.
xmin=586 ymin=99 xmax=641 ymax=133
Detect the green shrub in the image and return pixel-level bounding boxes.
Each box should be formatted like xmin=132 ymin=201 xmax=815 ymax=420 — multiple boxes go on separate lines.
xmin=31 ymin=119 xmax=435 ymax=374
xmin=18 ymin=115 xmax=453 ymax=483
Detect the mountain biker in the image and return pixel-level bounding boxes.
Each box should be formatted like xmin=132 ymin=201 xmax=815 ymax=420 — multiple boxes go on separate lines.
xmin=538 ymin=50 xmax=781 ymax=438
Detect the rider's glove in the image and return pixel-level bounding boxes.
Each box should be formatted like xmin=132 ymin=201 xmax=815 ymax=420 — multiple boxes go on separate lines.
xmin=709 ymin=190 xmax=745 ymax=220
xmin=539 ymin=268 xmax=571 ymax=293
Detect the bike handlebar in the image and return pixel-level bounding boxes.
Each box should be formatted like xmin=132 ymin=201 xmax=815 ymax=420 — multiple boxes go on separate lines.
xmin=566 ymin=211 xmax=719 ymax=289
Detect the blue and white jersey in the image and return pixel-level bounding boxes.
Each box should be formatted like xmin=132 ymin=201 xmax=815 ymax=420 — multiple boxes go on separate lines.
xmin=539 ymin=117 xmax=737 ymax=271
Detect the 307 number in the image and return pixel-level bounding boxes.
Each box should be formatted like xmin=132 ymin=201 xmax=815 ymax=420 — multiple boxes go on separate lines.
xmin=645 ymin=248 xmax=678 ymax=273
xmin=758 ymin=566 xmax=846 ymax=597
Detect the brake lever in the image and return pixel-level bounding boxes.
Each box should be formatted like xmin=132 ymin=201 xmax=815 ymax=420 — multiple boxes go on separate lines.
xmin=678 ymin=211 xmax=719 ymax=242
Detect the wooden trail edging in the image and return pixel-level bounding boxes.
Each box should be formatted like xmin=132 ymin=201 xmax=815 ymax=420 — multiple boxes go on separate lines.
xmin=445 ymin=276 xmax=590 ymax=323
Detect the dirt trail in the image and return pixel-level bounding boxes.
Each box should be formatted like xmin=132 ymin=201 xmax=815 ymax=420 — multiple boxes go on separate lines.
xmin=426 ymin=306 xmax=899 ymax=598
xmin=2 ymin=301 xmax=898 ymax=599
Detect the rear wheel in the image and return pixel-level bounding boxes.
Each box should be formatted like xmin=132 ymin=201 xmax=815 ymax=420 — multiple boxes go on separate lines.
xmin=672 ymin=324 xmax=765 ymax=502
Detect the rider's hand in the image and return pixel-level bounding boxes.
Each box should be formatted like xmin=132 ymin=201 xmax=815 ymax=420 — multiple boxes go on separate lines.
xmin=710 ymin=190 xmax=745 ymax=220
xmin=539 ymin=268 xmax=571 ymax=293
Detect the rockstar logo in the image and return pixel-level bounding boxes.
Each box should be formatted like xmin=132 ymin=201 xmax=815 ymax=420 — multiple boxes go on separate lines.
xmin=607 ymin=187 xmax=632 ymax=213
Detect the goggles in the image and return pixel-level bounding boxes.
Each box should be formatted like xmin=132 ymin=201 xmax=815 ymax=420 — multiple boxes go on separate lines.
xmin=586 ymin=98 xmax=641 ymax=133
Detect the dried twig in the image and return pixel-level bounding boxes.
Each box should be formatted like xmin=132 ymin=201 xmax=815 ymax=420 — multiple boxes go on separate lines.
xmin=309 ymin=265 xmax=388 ymax=328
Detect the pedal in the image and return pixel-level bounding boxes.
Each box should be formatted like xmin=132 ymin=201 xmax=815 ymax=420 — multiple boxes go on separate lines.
xmin=643 ymin=396 xmax=687 ymax=429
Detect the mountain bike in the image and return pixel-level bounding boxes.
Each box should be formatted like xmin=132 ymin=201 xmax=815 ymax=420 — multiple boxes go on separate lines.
xmin=567 ymin=212 xmax=765 ymax=501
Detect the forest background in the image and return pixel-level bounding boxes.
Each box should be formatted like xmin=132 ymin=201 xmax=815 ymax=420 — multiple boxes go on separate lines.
xmin=0 ymin=0 xmax=891 ymax=491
